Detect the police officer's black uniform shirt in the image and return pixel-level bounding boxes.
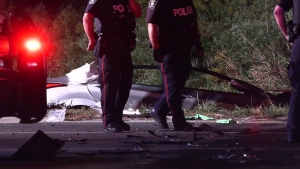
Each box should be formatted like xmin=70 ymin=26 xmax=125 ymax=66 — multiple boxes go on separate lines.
xmin=146 ymin=0 xmax=198 ymax=42
xmin=85 ymin=0 xmax=134 ymax=35
xmin=278 ymin=0 xmax=293 ymax=11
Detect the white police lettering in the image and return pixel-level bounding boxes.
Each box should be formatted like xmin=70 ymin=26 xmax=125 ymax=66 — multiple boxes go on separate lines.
xmin=173 ymin=6 xmax=193 ymax=16
xmin=113 ymin=4 xmax=125 ymax=13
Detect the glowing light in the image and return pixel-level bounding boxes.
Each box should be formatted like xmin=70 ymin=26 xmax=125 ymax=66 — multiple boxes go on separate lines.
xmin=27 ymin=62 xmax=38 ymax=67
xmin=25 ymin=39 xmax=41 ymax=51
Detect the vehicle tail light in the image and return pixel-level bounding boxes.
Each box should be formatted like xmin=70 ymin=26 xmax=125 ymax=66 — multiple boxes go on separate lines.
xmin=0 ymin=36 xmax=9 ymax=55
xmin=25 ymin=39 xmax=41 ymax=52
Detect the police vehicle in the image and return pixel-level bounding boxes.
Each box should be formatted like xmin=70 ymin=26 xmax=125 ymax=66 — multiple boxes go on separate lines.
xmin=0 ymin=8 xmax=46 ymax=123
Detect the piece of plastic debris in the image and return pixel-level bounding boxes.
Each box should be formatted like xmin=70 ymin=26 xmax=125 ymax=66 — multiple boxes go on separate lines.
xmin=140 ymin=152 xmax=153 ymax=158
xmin=148 ymin=130 xmax=177 ymax=138
xmin=123 ymin=108 xmax=141 ymax=115
xmin=187 ymin=143 xmax=200 ymax=147
xmin=198 ymin=123 xmax=215 ymax=130
xmin=66 ymin=62 xmax=98 ymax=84
xmin=12 ymin=130 xmax=65 ymax=160
xmin=148 ymin=130 xmax=161 ymax=138
xmin=214 ymin=153 xmax=257 ymax=164
xmin=185 ymin=114 xmax=214 ymax=120
xmin=67 ymin=139 xmax=76 ymax=142
xmin=214 ymin=142 xmax=259 ymax=164
xmin=134 ymin=147 xmax=149 ymax=151
xmin=90 ymin=102 xmax=101 ymax=112
xmin=216 ymin=119 xmax=237 ymax=124
xmin=46 ymin=109 xmax=66 ymax=122
xmin=91 ymin=103 xmax=141 ymax=115
xmin=99 ymin=148 xmax=149 ymax=154
xmin=127 ymin=135 xmax=144 ymax=138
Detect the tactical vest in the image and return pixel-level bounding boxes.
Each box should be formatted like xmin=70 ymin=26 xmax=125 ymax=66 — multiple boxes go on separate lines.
xmin=98 ymin=0 xmax=135 ymax=36
xmin=294 ymin=0 xmax=300 ymax=24
xmin=160 ymin=1 xmax=198 ymax=43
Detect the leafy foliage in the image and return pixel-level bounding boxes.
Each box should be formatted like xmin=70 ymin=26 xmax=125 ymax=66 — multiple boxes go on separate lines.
xmin=4 ymin=0 xmax=291 ymax=92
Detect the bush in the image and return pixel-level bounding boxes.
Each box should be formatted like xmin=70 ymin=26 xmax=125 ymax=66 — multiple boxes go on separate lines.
xmin=8 ymin=0 xmax=291 ymax=92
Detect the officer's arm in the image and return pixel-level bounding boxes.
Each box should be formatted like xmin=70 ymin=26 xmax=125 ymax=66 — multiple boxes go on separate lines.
xmin=83 ymin=13 xmax=96 ymax=50
xmin=129 ymin=0 xmax=142 ymax=17
xmin=274 ymin=5 xmax=288 ymax=39
xmin=148 ymin=23 xmax=159 ymax=49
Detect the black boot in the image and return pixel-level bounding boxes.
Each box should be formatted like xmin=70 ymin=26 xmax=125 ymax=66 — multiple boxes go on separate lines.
xmin=150 ymin=109 xmax=169 ymax=129
xmin=105 ymin=123 xmax=122 ymax=133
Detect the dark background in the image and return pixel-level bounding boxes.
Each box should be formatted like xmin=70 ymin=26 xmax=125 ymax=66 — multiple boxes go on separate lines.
xmin=8 ymin=0 xmax=86 ymax=17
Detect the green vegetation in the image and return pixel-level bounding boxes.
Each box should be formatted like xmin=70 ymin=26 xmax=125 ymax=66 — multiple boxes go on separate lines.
xmin=6 ymin=0 xmax=291 ymax=118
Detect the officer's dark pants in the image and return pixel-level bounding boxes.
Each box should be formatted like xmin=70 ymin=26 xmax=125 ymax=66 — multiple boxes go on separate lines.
xmin=288 ymin=38 xmax=300 ymax=141
xmin=154 ymin=43 xmax=192 ymax=126
xmin=96 ymin=38 xmax=133 ymax=127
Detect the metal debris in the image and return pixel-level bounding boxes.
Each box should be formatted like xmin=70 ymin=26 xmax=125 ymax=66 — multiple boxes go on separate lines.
xmin=148 ymin=130 xmax=177 ymax=139
xmin=99 ymin=147 xmax=149 ymax=154
xmin=127 ymin=135 xmax=144 ymax=138
xmin=214 ymin=143 xmax=259 ymax=164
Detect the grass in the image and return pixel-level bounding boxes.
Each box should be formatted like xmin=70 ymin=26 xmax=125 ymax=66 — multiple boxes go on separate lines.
xmin=58 ymin=102 xmax=288 ymax=122
xmin=64 ymin=107 xmax=101 ymax=121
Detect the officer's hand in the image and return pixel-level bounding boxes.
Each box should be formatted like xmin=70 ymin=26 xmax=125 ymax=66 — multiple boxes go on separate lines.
xmin=153 ymin=48 xmax=163 ymax=63
xmin=192 ymin=40 xmax=204 ymax=58
xmin=286 ymin=35 xmax=294 ymax=45
xmin=129 ymin=35 xmax=137 ymax=52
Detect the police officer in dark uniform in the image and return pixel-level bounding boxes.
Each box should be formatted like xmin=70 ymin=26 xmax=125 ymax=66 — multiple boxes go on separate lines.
xmin=274 ymin=0 xmax=300 ymax=143
xmin=146 ymin=0 xmax=204 ymax=131
xmin=83 ymin=0 xmax=141 ymax=133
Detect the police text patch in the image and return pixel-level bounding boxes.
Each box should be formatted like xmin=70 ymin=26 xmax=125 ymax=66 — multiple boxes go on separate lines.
xmin=149 ymin=0 xmax=157 ymax=9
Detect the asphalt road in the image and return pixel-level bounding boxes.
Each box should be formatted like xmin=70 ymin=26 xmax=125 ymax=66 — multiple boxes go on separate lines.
xmin=0 ymin=117 xmax=299 ymax=169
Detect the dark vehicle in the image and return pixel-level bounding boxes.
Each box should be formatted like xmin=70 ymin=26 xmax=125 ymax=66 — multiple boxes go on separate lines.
xmin=0 ymin=8 xmax=46 ymax=123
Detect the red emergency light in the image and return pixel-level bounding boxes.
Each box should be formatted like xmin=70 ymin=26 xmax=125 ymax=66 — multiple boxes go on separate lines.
xmin=0 ymin=36 xmax=9 ymax=55
xmin=25 ymin=39 xmax=41 ymax=52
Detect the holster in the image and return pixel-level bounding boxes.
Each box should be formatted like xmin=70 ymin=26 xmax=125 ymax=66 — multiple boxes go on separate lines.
xmin=128 ymin=32 xmax=136 ymax=52
xmin=93 ymin=32 xmax=106 ymax=58
xmin=288 ymin=20 xmax=297 ymax=42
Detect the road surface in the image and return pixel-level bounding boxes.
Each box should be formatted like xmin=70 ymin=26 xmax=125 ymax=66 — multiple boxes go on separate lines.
xmin=0 ymin=117 xmax=299 ymax=169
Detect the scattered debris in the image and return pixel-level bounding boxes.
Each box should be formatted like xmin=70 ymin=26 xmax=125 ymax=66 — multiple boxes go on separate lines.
xmin=216 ymin=119 xmax=237 ymax=124
xmin=197 ymin=123 xmax=224 ymax=136
xmin=214 ymin=152 xmax=258 ymax=164
xmin=237 ymin=129 xmax=260 ymax=135
xmin=66 ymin=138 xmax=89 ymax=144
xmin=76 ymin=152 xmax=98 ymax=156
xmin=127 ymin=135 xmax=144 ymax=138
xmin=46 ymin=109 xmax=66 ymax=122
xmin=99 ymin=147 xmax=149 ymax=154
xmin=12 ymin=130 xmax=65 ymax=161
xmin=148 ymin=130 xmax=177 ymax=138
xmin=146 ymin=130 xmax=200 ymax=145
xmin=198 ymin=123 xmax=215 ymax=131
xmin=185 ymin=114 xmax=214 ymax=120
xmin=90 ymin=103 xmax=141 ymax=116
xmin=139 ymin=152 xmax=153 ymax=158
xmin=123 ymin=108 xmax=141 ymax=115
xmin=214 ymin=143 xmax=259 ymax=164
